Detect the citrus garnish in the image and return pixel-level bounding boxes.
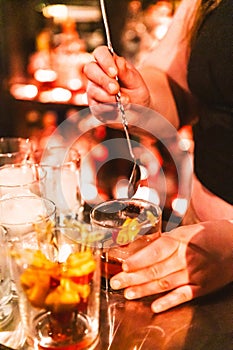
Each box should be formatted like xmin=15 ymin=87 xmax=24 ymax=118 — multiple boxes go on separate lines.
xmin=20 ymin=218 xmax=97 ymax=312
xmin=63 ymin=218 xmax=105 ymax=244
xmin=116 ymin=210 xmax=158 ymax=246
xmin=20 ymin=249 xmax=96 ymax=311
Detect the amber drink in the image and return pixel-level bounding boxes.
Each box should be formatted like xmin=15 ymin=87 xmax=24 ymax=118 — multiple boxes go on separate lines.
xmin=90 ymin=198 xmax=162 ymax=290
xmin=10 ymin=224 xmax=101 ymax=350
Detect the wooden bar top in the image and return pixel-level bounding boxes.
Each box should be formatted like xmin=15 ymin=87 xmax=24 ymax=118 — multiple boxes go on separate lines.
xmin=97 ymin=283 xmax=233 ymax=350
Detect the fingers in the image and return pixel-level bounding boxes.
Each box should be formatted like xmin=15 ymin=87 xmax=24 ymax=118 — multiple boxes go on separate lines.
xmin=113 ymin=251 xmax=186 ymax=291
xmin=151 ymin=285 xmax=198 ymax=313
xmin=84 ymin=46 xmax=137 ymax=95
xmin=84 ymin=46 xmax=122 ymax=98
xmin=93 ymin=46 xmax=118 ymax=78
xmin=84 ymin=45 xmax=149 ymax=112
xmin=122 ymin=236 xmax=181 ymax=272
xmin=84 ymin=62 xmax=119 ymax=96
xmin=86 ymin=81 xmax=117 ymax=105
xmin=110 ymin=262 xmax=189 ymax=292
xmin=92 ymin=46 xmax=133 ymax=86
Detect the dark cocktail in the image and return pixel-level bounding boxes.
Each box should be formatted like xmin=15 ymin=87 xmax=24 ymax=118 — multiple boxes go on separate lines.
xmin=90 ymin=198 xmax=162 ymax=290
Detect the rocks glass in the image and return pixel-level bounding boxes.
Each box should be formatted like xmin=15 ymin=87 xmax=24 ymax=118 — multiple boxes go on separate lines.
xmin=90 ymin=198 xmax=162 ymax=290
xmin=0 ymin=195 xmax=56 ymax=239
xmin=39 ymin=146 xmax=81 ymax=224
xmin=10 ymin=223 xmax=101 ymax=350
xmin=0 ymin=163 xmax=46 ymax=199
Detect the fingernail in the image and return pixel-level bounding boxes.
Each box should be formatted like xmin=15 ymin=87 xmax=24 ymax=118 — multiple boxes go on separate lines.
xmin=110 ymin=279 xmax=121 ymax=289
xmin=125 ymin=290 xmax=136 ymax=299
xmin=108 ymin=67 xmax=117 ymax=77
xmin=122 ymin=262 xmax=129 ymax=272
xmin=108 ymin=82 xmax=117 ymax=93
xmin=152 ymin=303 xmax=163 ymax=313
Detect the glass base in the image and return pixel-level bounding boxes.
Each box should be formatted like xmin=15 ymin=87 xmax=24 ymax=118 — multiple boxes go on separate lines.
xmin=33 ymin=311 xmax=98 ymax=350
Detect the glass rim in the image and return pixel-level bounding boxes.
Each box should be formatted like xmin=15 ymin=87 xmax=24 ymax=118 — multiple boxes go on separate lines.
xmin=90 ymin=197 xmax=162 ymax=228
xmin=0 ymin=163 xmax=47 ymax=187
xmin=37 ymin=146 xmax=81 ymax=167
xmin=0 ymin=137 xmax=32 ymax=154
xmin=0 ymin=136 xmax=31 ymax=143
xmin=0 ymin=195 xmax=56 ymax=226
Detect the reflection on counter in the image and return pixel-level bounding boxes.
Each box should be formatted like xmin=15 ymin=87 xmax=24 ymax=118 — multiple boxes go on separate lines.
xmin=97 ymin=284 xmax=233 ymax=350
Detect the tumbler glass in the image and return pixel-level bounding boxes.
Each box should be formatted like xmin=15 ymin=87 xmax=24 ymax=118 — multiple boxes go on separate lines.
xmin=90 ymin=198 xmax=162 ymax=290
xmin=39 ymin=146 xmax=81 ymax=224
xmin=10 ymin=223 xmax=101 ymax=350
xmin=0 ymin=137 xmax=34 ymax=166
xmin=0 ymin=195 xmax=56 ymax=239
xmin=0 ymin=163 xmax=46 ymax=199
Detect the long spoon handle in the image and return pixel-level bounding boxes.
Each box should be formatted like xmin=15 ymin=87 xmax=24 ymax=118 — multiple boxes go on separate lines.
xmin=99 ymin=0 xmax=136 ymax=162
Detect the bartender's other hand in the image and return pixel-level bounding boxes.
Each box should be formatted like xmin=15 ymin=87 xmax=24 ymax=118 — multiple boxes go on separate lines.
xmin=84 ymin=46 xmax=150 ymax=119
xmin=110 ymin=221 xmax=233 ymax=313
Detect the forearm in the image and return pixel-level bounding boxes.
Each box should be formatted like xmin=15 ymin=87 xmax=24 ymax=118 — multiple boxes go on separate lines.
xmin=139 ymin=65 xmax=199 ymax=129
xmin=139 ymin=66 xmax=180 ymax=128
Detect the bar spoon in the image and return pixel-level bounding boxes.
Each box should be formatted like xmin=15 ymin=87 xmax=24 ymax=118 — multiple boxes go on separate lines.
xmin=99 ymin=0 xmax=140 ymax=197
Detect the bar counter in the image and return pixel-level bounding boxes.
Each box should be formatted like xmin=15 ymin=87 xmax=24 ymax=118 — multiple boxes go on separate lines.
xmin=97 ymin=283 xmax=233 ymax=350
xmin=0 ymin=283 xmax=231 ymax=350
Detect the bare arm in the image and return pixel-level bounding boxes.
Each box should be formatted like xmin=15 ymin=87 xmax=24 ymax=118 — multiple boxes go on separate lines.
xmin=84 ymin=0 xmax=199 ymax=128
xmin=137 ymin=0 xmax=200 ymax=126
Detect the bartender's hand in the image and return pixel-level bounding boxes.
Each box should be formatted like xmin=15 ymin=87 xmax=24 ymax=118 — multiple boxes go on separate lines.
xmin=110 ymin=220 xmax=233 ymax=313
xmin=83 ymin=46 xmax=151 ymax=118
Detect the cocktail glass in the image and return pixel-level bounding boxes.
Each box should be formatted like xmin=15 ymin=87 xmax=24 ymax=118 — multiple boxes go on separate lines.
xmin=90 ymin=198 xmax=162 ymax=290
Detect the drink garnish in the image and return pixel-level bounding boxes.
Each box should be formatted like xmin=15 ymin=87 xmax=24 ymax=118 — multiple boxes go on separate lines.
xmin=116 ymin=210 xmax=158 ymax=245
xmin=64 ymin=218 xmax=105 ymax=244
xmin=18 ymin=219 xmax=97 ymax=312
xmin=20 ymin=249 xmax=96 ymax=311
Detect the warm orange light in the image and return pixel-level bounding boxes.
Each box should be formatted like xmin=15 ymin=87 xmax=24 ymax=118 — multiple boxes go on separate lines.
xmin=42 ymin=5 xmax=101 ymax=22
xmin=34 ymin=69 xmax=57 ymax=83
xmin=134 ymin=186 xmax=160 ymax=205
xmin=52 ymin=88 xmax=72 ymax=102
xmin=67 ymin=78 xmax=83 ymax=91
xmin=42 ymin=5 xmax=68 ymax=21
xmin=39 ymin=88 xmax=72 ymax=103
xmin=73 ymin=92 xmax=88 ymax=106
xmin=10 ymin=84 xmax=38 ymax=100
